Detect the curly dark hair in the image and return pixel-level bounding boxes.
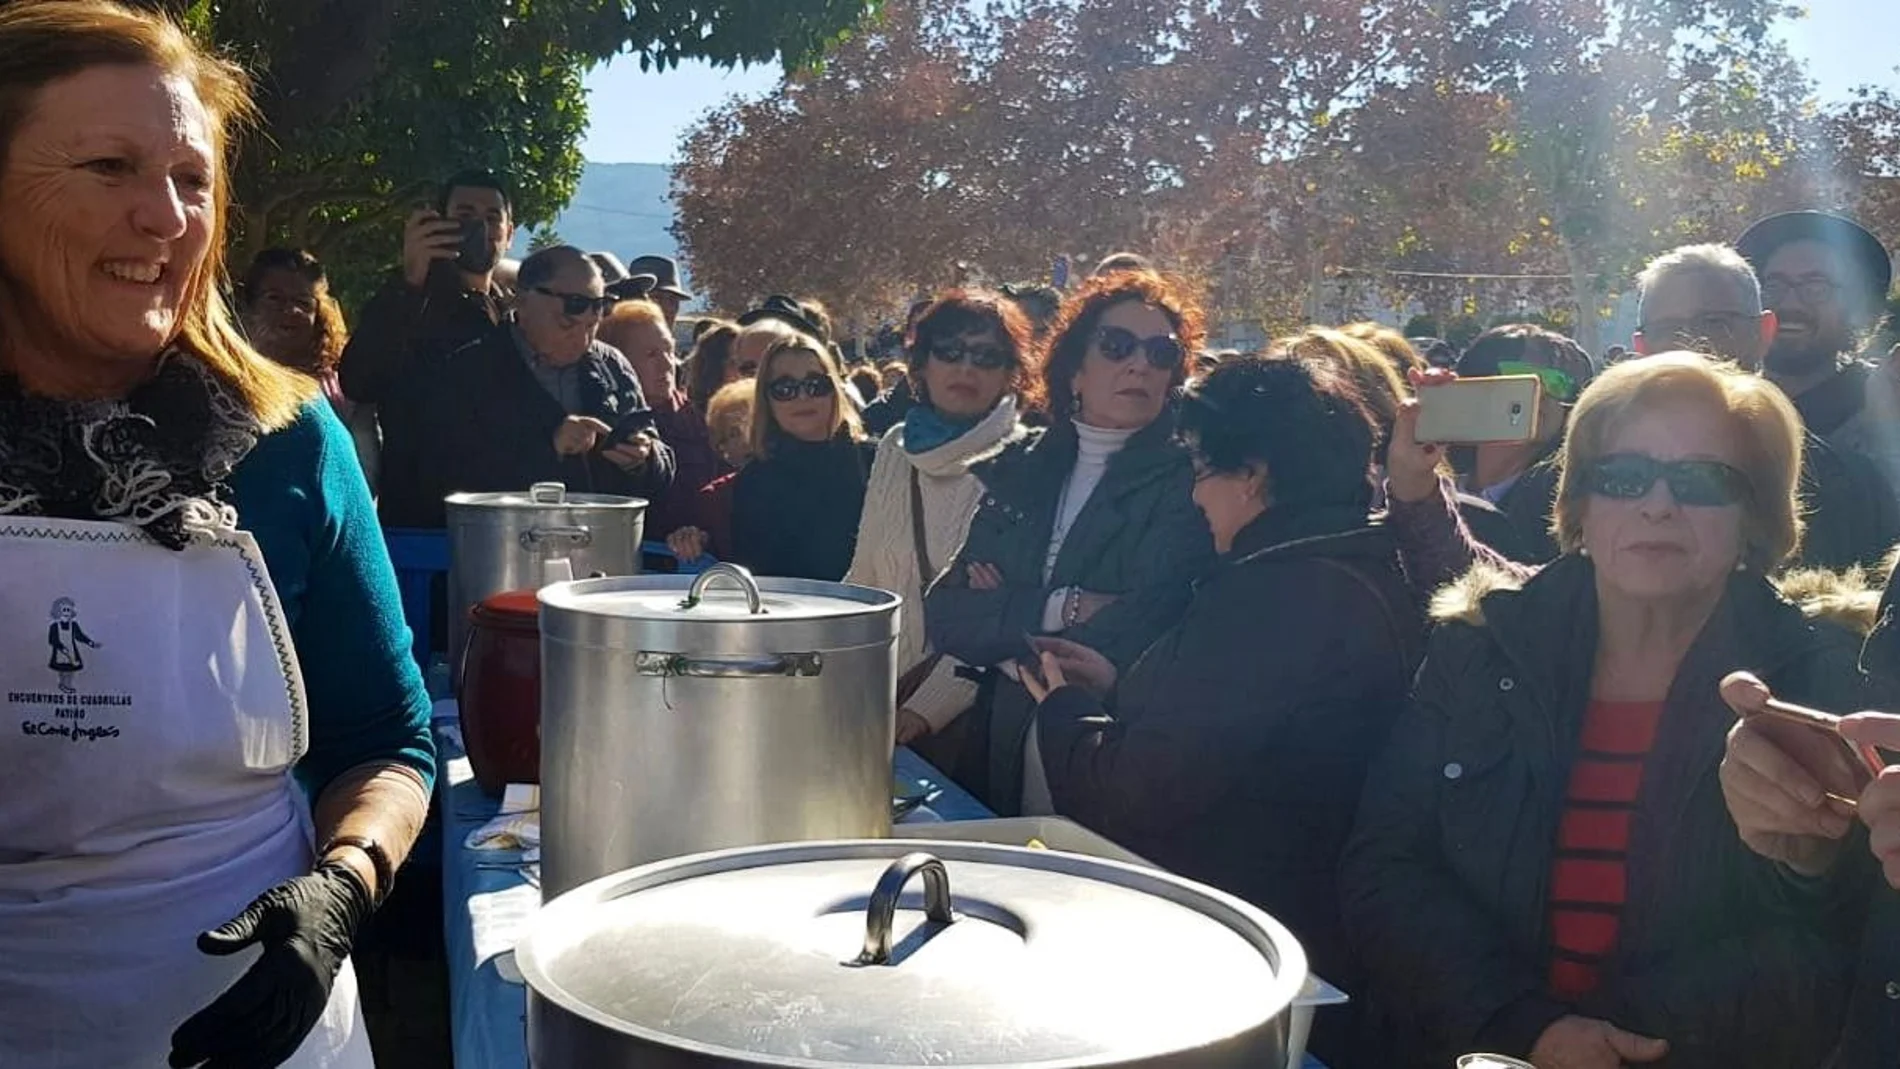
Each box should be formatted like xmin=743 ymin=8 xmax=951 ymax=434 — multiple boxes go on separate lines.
xmin=1041 ymin=270 xmax=1207 ymax=423
xmin=238 ymin=248 xmax=347 ymax=373
xmin=685 ymin=320 xmax=740 ymax=413
xmin=1179 ymin=353 xmax=1378 ymax=513
xmin=904 ymin=289 xmax=1046 ymax=412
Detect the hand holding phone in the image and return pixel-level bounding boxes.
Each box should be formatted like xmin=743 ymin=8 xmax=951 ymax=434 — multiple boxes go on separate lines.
xmin=401 ymin=208 xmax=464 ymax=288
xmin=599 ymin=409 xmax=657 ymax=452
xmin=1413 ymin=374 xmax=1543 ymax=445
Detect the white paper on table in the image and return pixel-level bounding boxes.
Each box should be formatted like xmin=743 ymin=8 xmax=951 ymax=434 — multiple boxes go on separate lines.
xmin=469 ymin=882 xmax=540 ymax=986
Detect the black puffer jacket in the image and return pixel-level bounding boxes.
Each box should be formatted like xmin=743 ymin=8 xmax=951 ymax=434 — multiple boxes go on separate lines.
xmin=1341 ymin=554 xmax=1877 ymax=1069
xmin=1037 ymin=505 xmax=1422 ymax=999
xmin=926 ymin=415 xmax=1214 ymax=813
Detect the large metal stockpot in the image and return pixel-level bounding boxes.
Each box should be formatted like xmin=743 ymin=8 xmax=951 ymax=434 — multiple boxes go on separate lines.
xmin=445 ymin=482 xmax=647 ymax=665
xmin=519 ymin=839 xmax=1308 ymax=1068
xmin=537 ymin=563 xmax=899 ymax=898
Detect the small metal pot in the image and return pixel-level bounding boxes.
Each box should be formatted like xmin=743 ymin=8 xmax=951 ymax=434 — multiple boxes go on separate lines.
xmin=445 ymin=481 xmax=646 ymax=671
xmin=519 ymin=839 xmax=1307 ymax=1068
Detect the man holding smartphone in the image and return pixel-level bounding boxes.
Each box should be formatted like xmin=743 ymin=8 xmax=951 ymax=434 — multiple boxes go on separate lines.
xmin=339 ymin=170 xmax=516 ymax=527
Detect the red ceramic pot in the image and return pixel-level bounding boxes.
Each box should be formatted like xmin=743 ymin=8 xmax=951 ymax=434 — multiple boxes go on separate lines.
xmin=459 ymin=589 xmax=542 ymax=794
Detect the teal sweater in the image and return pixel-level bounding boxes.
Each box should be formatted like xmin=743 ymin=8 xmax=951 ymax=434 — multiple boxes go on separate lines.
xmin=228 ymin=401 xmax=435 ymax=797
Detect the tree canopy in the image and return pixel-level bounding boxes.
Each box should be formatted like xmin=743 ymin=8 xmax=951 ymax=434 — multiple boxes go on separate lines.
xmin=114 ymin=0 xmax=879 ymax=304
xmin=673 ymin=0 xmax=1896 ymax=347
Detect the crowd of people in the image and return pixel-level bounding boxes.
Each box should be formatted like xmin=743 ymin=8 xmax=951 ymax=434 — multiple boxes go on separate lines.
xmin=12 ymin=2 xmax=1900 ymax=1068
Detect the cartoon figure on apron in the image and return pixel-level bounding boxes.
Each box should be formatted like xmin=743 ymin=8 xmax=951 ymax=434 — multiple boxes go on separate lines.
xmin=45 ymin=597 xmax=100 ymax=694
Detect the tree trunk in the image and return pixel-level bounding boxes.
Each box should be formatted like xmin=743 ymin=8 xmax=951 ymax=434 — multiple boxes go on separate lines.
xmin=1564 ymin=237 xmax=1602 ymax=359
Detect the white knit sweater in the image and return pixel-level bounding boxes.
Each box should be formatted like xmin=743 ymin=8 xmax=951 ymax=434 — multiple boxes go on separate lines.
xmin=845 ymin=397 xmax=1026 ymax=731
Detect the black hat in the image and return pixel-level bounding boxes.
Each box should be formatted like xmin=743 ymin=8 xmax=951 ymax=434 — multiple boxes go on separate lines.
xmin=628 ymin=255 xmax=693 ymax=301
xmin=1735 ymin=211 xmax=1893 ymax=308
xmin=737 ymin=294 xmax=827 ymax=342
xmin=588 ymin=252 xmax=657 ymax=302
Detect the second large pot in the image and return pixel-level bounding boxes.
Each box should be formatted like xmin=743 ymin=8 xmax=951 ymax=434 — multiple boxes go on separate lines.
xmin=537 ymin=563 xmax=900 ymax=897
xmin=521 ymin=840 xmax=1307 ymax=1067
xmin=445 ymin=481 xmax=647 ymax=671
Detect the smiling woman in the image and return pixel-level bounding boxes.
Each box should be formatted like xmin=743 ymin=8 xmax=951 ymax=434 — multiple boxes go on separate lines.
xmin=0 ymin=4 xmax=434 ymax=1068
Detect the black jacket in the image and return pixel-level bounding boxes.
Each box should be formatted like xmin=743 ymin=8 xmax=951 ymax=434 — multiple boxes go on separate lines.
xmin=421 ymin=326 xmax=676 ymax=513
xmin=729 ymin=434 xmax=876 ymax=581
xmin=338 ymin=271 xmax=502 ymax=527
xmin=1800 ymin=429 xmax=1900 ymax=572
xmin=1341 ymin=554 xmax=1876 ymax=1069
xmin=926 ymin=415 xmax=1215 ymax=812
xmin=1038 ymin=505 xmax=1422 ymax=991
xmin=860 ymin=377 xmax=915 ymax=439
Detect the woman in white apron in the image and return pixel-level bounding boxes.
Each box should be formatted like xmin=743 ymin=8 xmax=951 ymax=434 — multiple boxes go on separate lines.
xmin=0 ymin=5 xmax=436 ymax=1067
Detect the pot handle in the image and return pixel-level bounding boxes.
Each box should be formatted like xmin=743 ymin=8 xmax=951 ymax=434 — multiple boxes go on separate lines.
xmin=529 ymin=481 xmax=567 ymax=504
xmin=520 ymin=525 xmax=593 ymax=552
xmin=635 ymin=652 xmax=822 ymax=678
xmin=679 ymin=562 xmax=765 ymax=614
xmin=856 ymin=852 xmax=956 ymax=966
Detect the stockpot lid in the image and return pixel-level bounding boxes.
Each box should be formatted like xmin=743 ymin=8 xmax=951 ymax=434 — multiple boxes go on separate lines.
xmin=445 ymin=481 xmax=647 ymax=519
xmin=518 ymin=839 xmax=1306 ymax=1067
xmin=538 ymin=562 xmax=899 ymax=653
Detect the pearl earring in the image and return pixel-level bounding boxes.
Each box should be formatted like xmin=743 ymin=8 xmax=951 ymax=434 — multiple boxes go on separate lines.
xmin=1578 ymin=545 xmax=1591 ymax=558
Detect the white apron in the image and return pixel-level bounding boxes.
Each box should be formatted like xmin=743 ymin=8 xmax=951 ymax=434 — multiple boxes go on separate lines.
xmin=0 ymin=516 xmax=372 ymax=1068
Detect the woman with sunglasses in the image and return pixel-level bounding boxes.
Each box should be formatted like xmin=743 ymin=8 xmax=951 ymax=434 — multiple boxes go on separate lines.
xmin=926 ymin=270 xmax=1215 ymax=813
xmin=423 ymin=245 xmax=676 ymax=502
xmin=1341 ymin=354 xmax=1881 ymax=1069
xmin=728 ymin=333 xmax=875 ymax=580
xmin=844 ymin=292 xmax=1037 ymax=759
xmin=1017 ymin=355 xmax=1421 ymax=1063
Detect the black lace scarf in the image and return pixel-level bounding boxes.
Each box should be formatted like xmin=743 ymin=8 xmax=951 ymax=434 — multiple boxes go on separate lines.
xmin=0 ymin=352 xmax=261 ymax=550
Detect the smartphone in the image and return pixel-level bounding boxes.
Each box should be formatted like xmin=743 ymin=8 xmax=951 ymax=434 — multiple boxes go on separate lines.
xmin=1415 ymin=376 xmax=1543 ymax=444
xmin=454 ymin=217 xmax=492 ymax=273
xmin=1760 ymin=701 xmax=1886 ymax=774
xmin=600 ymin=409 xmax=656 ymax=451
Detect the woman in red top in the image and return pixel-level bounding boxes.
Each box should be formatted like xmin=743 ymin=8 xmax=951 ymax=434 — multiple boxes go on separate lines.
xmin=1343 ymin=354 xmax=1882 ymax=1069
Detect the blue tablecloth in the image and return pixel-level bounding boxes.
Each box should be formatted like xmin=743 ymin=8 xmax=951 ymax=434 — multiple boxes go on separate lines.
xmin=436 ymin=709 xmax=991 ymax=1069
xmin=436 ymin=708 xmax=1324 ymax=1069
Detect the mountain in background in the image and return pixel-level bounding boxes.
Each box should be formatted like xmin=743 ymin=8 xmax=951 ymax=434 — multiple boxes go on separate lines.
xmin=509 ymin=161 xmax=695 ymax=302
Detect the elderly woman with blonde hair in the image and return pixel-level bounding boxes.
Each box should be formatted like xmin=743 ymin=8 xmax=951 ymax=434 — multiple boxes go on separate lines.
xmin=0 ymin=3 xmax=432 ymax=1066
xmin=1344 ymin=354 xmax=1881 ymax=1069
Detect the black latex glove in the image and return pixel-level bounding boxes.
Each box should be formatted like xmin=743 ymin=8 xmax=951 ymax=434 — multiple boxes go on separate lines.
xmin=168 ymin=859 xmax=373 ymax=1069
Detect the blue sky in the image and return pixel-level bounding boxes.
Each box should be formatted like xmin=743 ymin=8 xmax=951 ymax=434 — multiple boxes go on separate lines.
xmin=580 ymin=1 xmax=1900 ymax=165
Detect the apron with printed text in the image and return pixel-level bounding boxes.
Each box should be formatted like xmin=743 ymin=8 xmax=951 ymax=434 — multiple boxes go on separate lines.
xmin=0 ymin=516 xmax=372 ymax=1068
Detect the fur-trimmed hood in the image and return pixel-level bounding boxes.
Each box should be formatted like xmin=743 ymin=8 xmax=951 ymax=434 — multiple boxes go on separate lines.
xmin=1430 ymin=554 xmax=1887 ymax=638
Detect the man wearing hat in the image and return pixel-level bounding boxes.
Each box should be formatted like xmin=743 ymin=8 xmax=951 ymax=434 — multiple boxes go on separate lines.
xmin=589 ymin=252 xmax=658 ymax=304
xmin=1735 ymin=210 xmax=1898 ymax=491
xmin=628 ymin=255 xmax=693 ymax=329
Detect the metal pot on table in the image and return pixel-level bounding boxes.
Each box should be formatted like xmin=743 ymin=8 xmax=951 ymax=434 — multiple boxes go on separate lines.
xmin=445 ymin=481 xmax=647 ymax=674
xmin=519 ymin=839 xmax=1309 ymax=1068
xmin=537 ymin=563 xmax=900 ymax=898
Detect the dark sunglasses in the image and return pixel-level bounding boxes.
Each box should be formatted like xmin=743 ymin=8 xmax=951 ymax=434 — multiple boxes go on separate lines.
xmin=1093 ymin=325 xmax=1183 ymax=370
xmin=767 ymin=374 xmax=837 ymax=402
xmin=534 ymin=287 xmax=618 ymax=318
xmin=1582 ymin=453 xmax=1751 ymax=508
xmin=925 ymin=339 xmax=1014 ymax=371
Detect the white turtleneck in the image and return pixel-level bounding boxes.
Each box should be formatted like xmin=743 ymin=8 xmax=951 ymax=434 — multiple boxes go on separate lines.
xmin=1039 ymin=420 xmax=1138 ymax=628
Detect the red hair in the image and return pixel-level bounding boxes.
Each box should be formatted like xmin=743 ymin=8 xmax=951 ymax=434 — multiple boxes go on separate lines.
xmin=1041 ymin=270 xmax=1207 ymax=422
